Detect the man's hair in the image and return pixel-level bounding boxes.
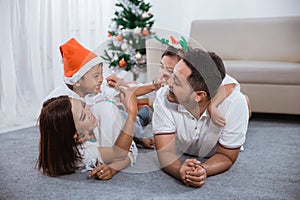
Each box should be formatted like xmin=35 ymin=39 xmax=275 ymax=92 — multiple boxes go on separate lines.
xmin=182 ymin=48 xmax=223 ymax=99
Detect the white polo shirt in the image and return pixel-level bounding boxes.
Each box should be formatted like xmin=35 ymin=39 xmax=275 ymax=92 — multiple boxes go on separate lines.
xmin=153 ymin=76 xmax=248 ymax=157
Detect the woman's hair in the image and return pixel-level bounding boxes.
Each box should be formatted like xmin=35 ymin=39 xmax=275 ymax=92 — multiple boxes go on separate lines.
xmin=37 ymin=96 xmax=82 ymax=177
xmin=161 ymin=46 xmax=184 ymax=61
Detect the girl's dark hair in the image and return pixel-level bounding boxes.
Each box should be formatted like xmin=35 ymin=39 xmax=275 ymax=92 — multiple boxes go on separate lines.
xmin=161 ymin=46 xmax=184 ymax=61
xmin=37 ymin=96 xmax=82 ymax=177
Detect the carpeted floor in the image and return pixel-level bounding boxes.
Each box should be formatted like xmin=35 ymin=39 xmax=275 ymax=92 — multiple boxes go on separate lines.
xmin=0 ymin=113 xmax=299 ymax=200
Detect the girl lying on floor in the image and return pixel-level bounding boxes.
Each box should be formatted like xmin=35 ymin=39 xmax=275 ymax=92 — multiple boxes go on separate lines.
xmin=37 ymin=87 xmax=138 ymax=180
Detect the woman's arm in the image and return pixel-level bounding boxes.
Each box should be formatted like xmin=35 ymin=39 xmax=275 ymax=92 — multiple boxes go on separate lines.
xmin=89 ymin=156 xmax=131 ymax=180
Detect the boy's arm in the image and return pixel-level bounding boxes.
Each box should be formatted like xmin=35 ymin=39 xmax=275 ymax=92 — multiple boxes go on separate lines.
xmin=128 ymin=81 xmax=161 ymax=96
xmin=208 ymin=83 xmax=235 ymax=127
xmin=106 ymin=74 xmax=161 ymax=97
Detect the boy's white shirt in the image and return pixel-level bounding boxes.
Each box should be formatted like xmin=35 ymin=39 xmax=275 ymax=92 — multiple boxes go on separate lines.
xmin=44 ymin=80 xmax=119 ymax=105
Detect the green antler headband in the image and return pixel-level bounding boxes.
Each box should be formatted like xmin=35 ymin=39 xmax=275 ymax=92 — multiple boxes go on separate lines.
xmin=153 ymin=35 xmax=189 ymax=52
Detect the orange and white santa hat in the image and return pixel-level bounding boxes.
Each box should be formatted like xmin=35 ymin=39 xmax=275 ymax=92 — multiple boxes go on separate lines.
xmin=60 ymin=38 xmax=102 ymax=85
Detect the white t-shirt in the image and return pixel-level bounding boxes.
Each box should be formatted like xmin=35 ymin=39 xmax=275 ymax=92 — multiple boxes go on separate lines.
xmin=79 ymin=101 xmax=138 ymax=171
xmin=152 ymin=77 xmax=248 ymax=157
xmin=222 ymin=74 xmax=240 ymax=91
xmin=44 ymin=80 xmax=119 ymax=105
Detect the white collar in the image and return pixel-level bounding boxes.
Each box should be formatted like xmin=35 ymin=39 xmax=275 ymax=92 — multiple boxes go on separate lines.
xmin=177 ymin=104 xmax=209 ymax=120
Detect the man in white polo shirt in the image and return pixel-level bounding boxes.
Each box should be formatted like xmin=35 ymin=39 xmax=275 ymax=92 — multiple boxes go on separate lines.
xmin=153 ymin=48 xmax=249 ymax=188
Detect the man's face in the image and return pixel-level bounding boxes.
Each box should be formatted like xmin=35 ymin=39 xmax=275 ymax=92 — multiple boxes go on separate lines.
xmin=78 ymin=63 xmax=103 ymax=95
xmin=167 ymin=60 xmax=194 ymax=105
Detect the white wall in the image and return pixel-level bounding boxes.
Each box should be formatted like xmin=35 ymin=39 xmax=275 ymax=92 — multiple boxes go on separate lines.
xmin=149 ymin=0 xmax=300 ymax=36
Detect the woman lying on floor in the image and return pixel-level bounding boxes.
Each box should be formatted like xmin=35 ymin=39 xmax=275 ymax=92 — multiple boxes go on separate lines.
xmin=37 ymin=87 xmax=138 ymax=180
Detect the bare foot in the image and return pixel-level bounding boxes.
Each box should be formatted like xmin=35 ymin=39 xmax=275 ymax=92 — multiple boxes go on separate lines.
xmin=244 ymin=95 xmax=252 ymax=119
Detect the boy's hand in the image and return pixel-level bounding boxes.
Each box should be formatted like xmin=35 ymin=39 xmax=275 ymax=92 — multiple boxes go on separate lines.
xmin=106 ymin=74 xmax=128 ymax=88
xmin=208 ymin=104 xmax=226 ymax=127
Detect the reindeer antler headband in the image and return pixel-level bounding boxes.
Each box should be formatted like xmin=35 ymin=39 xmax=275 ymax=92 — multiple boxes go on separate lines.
xmin=153 ymin=35 xmax=189 ymax=52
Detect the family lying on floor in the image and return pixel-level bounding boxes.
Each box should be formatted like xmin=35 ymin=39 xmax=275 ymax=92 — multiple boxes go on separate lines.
xmin=37 ymin=37 xmax=250 ymax=188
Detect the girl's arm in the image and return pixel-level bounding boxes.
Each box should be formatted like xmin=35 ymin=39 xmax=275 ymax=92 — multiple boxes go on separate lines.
xmin=208 ymin=83 xmax=235 ymax=127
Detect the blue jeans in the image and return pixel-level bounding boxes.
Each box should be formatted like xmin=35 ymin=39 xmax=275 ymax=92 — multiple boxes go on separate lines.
xmin=119 ymin=106 xmax=152 ymax=139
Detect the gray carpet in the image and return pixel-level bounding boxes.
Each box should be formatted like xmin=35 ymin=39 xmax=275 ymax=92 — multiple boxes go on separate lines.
xmin=0 ymin=114 xmax=300 ymax=200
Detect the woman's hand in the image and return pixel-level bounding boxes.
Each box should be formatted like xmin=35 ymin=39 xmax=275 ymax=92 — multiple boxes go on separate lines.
xmin=117 ymin=87 xmax=138 ymax=116
xmin=89 ymin=164 xmax=114 ymax=180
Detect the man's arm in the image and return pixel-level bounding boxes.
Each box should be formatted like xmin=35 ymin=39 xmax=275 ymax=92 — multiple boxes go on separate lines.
xmin=200 ymin=144 xmax=240 ymax=176
xmin=154 ymin=133 xmax=196 ymax=186
xmin=182 ymin=144 xmax=240 ymax=188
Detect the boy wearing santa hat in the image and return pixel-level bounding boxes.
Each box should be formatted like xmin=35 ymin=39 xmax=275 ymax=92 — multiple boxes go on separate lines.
xmin=45 ymin=38 xmax=155 ymax=148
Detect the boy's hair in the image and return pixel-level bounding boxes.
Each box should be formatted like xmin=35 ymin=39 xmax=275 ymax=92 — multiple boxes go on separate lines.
xmin=182 ymin=48 xmax=223 ymax=99
xmin=208 ymin=52 xmax=226 ymax=80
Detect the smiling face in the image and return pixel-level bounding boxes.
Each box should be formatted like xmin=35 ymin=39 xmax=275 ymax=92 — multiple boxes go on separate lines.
xmin=75 ymin=63 xmax=103 ymax=97
xmin=167 ymin=59 xmax=194 ymax=105
xmin=158 ymin=55 xmax=179 ymax=85
xmin=71 ymin=98 xmax=98 ymax=142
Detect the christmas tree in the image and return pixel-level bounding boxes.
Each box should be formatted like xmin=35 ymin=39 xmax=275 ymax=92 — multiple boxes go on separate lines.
xmin=101 ymin=0 xmax=154 ymax=73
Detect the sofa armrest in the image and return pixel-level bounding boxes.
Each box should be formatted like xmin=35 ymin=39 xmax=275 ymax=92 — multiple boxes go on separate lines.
xmin=146 ymin=38 xmax=165 ymax=82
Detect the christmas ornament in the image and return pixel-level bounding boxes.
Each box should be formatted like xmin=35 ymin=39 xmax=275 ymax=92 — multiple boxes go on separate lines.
xmin=134 ymin=27 xmax=141 ymax=35
xmin=119 ymin=58 xmax=126 ymax=67
xmin=142 ymin=12 xmax=148 ymax=19
xmin=116 ymin=35 xmax=123 ymax=41
xmin=101 ymin=0 xmax=155 ymax=72
xmin=135 ymin=52 xmax=142 ymax=60
xmin=142 ymin=28 xmax=149 ymax=36
xmin=121 ymin=43 xmax=128 ymax=51
xmin=113 ymin=55 xmax=118 ymax=61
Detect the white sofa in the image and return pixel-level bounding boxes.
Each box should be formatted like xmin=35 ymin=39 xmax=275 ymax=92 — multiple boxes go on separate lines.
xmin=146 ymin=16 xmax=300 ymax=115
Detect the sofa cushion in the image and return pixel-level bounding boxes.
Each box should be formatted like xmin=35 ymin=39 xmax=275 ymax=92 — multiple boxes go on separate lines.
xmin=190 ymin=16 xmax=300 ymax=63
xmin=224 ymin=60 xmax=300 ymax=85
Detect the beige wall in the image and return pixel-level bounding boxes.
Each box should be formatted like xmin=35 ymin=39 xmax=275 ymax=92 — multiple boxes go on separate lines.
xmin=149 ymin=0 xmax=300 ymax=36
